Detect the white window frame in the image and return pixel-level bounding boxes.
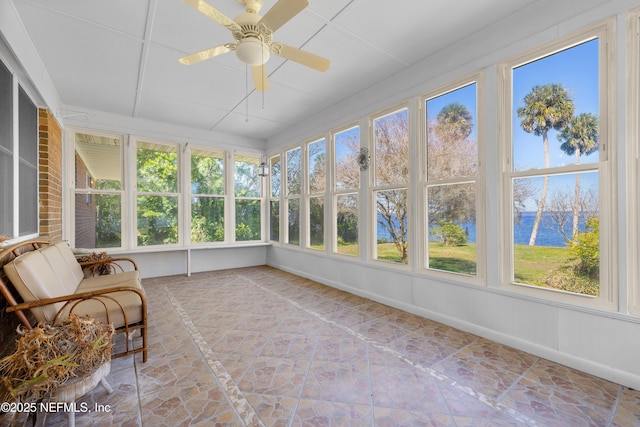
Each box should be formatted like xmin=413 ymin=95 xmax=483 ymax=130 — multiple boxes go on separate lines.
xmin=284 ymin=145 xmax=302 ymax=247
xmin=268 ymin=153 xmax=282 ymax=243
xmin=131 ymin=136 xmax=182 ymax=249
xmin=418 ymin=73 xmax=486 ymax=284
xmin=186 ymin=145 xmax=227 ymax=245
xmin=68 ymin=127 xmax=126 ymax=251
xmin=0 ymin=59 xmax=39 ymax=244
xmin=331 ymin=123 xmax=361 ymax=258
xmin=627 ymin=7 xmax=640 ymax=315
xmin=368 ymin=102 xmax=412 ymax=268
xmin=305 ymin=136 xmax=327 ymax=251
xmin=498 ymin=20 xmax=616 ymax=309
xmin=232 ymin=151 xmax=264 ymax=243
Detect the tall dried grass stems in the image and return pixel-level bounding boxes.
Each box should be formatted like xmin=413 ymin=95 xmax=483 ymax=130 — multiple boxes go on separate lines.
xmin=0 ymin=315 xmax=114 ymax=402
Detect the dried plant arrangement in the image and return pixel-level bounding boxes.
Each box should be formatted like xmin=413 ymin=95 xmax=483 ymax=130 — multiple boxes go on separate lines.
xmin=0 ymin=315 xmax=114 ymax=403
xmin=76 ymin=251 xmax=115 ymax=276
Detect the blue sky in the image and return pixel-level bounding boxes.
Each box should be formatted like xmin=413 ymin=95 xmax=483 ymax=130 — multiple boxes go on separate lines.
xmin=423 ymin=38 xmax=600 ymax=212
xmin=512 ymin=38 xmax=600 ymax=170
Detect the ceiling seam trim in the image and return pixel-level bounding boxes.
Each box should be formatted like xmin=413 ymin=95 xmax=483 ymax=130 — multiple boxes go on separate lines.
xmin=132 ymin=0 xmax=158 ymax=117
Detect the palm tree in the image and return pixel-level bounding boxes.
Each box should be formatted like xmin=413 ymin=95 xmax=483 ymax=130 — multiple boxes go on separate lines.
xmin=434 ymin=102 xmax=473 ymax=143
xmin=558 ymin=112 xmax=599 ymax=237
xmin=517 ymin=83 xmax=574 ymax=246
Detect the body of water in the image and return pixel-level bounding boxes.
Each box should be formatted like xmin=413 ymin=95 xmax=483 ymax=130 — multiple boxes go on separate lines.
xmin=379 ymin=212 xmax=589 ymax=247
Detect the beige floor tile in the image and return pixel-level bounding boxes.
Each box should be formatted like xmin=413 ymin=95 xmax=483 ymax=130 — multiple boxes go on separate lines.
xmin=24 ymin=266 xmax=638 ymax=427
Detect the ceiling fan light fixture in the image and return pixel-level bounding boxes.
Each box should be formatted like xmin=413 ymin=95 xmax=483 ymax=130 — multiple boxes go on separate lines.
xmin=235 ymin=37 xmax=270 ymax=66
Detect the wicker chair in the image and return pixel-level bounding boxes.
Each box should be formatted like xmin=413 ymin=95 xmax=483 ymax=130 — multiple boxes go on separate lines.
xmin=0 ymin=240 xmax=147 ymax=362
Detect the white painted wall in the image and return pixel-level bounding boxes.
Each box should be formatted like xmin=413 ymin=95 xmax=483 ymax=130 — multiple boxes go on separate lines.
xmin=115 ymin=245 xmax=268 ymax=279
xmin=266 ymin=0 xmax=640 ymax=391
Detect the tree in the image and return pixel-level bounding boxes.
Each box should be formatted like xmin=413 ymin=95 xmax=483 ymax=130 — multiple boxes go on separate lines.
xmin=557 ymin=112 xmax=599 ymax=237
xmin=374 ymin=111 xmax=409 ymax=263
xmin=434 ymin=102 xmax=474 ymax=143
xmin=191 ymin=153 xmax=225 ymax=243
xmin=517 ymin=83 xmax=574 ymax=245
xmin=427 ymin=103 xmax=476 ymax=228
xmin=136 ymin=146 xmax=179 ymax=245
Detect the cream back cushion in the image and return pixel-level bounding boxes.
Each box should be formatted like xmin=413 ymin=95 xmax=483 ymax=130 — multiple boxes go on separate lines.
xmin=41 ymin=242 xmax=85 ymax=288
xmin=3 ymin=242 xmax=84 ymax=323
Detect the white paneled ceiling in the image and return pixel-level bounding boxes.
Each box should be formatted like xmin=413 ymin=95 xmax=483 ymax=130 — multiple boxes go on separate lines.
xmin=13 ymin=0 xmax=543 ymax=142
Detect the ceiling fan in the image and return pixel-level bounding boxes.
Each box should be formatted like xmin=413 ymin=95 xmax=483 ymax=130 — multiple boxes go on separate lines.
xmin=179 ymin=0 xmax=330 ymax=92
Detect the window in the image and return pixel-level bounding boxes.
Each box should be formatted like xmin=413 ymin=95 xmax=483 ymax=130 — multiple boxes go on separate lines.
xmin=333 ymin=125 xmax=360 ymax=256
xmin=285 ymin=147 xmax=302 ymax=246
xmin=269 ymin=154 xmax=281 ymax=242
xmin=136 ymin=139 xmax=180 ymax=247
xmin=307 ymin=138 xmax=326 ymax=250
xmin=0 ymin=60 xmax=13 ymax=238
xmin=371 ymin=106 xmax=410 ymax=264
xmin=74 ymin=131 xmax=123 ymax=248
xmin=18 ymin=88 xmax=37 ymax=237
xmin=190 ymin=148 xmax=225 ymax=243
xmin=500 ymin=23 xmax=614 ymax=307
xmin=234 ymin=154 xmax=262 ymax=242
xmin=0 ymin=58 xmax=38 ymax=242
xmin=423 ymin=79 xmax=482 ymax=278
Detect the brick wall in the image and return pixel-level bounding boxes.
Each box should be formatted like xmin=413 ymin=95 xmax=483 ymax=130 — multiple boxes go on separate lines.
xmin=38 ymin=108 xmax=63 ymax=242
xmin=0 ymin=108 xmax=62 ymax=356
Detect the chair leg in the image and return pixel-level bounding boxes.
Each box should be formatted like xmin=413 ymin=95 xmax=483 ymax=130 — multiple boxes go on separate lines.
xmin=68 ymin=404 xmax=75 ymax=427
xmin=101 ymin=377 xmax=113 ymax=394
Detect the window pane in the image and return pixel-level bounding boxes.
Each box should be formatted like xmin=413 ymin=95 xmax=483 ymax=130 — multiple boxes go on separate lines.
xmin=287 ymin=198 xmax=300 ymax=245
xmin=271 ymin=154 xmax=281 ymax=197
xmin=192 ymin=149 xmax=224 ymax=195
xmin=426 ymin=84 xmax=477 ymax=180
xmin=513 ymin=39 xmax=600 ymax=172
xmin=235 ymin=155 xmax=260 ymax=198
xmin=137 ymin=141 xmax=178 ymax=193
xmin=376 ymin=189 xmax=408 ymax=264
xmin=335 ymin=126 xmax=360 ymax=190
xmin=75 ymin=133 xmax=122 ymax=190
xmin=513 ymin=172 xmax=599 ymax=295
xmin=137 ymin=195 xmax=178 ymax=246
xmin=286 ymin=147 xmax=301 ymax=195
xmin=18 ymin=87 xmax=37 ymax=237
xmin=0 ymin=61 xmax=12 ymax=237
xmin=308 ymin=139 xmax=326 ymax=193
xmin=427 ymin=183 xmax=476 ymax=275
xmin=270 ymin=200 xmax=280 ymax=241
xmin=309 ymin=196 xmax=324 ymax=249
xmin=75 ymin=193 xmax=121 ymax=248
xmin=236 ymin=199 xmax=261 ymax=241
xmin=336 ymin=194 xmax=358 ymax=256
xmin=191 ymin=196 xmax=224 ymax=243
xmin=374 ymin=108 xmax=409 ymax=186
xmin=0 ymin=149 xmax=11 ymax=237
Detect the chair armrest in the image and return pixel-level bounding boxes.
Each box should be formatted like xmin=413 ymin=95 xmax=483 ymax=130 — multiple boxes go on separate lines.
xmin=78 ymin=257 xmax=139 ymax=276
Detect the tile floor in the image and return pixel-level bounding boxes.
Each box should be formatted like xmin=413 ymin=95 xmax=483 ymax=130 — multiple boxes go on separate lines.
xmin=17 ymin=266 xmax=640 ymax=426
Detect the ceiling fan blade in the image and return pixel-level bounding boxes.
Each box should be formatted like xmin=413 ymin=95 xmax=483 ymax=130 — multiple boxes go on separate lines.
xmin=179 ymin=43 xmax=236 ymax=65
xmin=183 ymin=0 xmax=241 ymax=32
xmin=251 ymin=65 xmax=270 ymax=92
xmin=271 ymin=43 xmax=330 ymax=72
xmin=259 ymin=0 xmax=308 ymax=32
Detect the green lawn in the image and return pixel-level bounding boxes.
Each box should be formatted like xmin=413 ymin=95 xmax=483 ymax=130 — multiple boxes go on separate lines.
xmin=513 ymin=244 xmax=573 ymax=285
xmin=337 ymin=241 xmax=596 ymax=295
